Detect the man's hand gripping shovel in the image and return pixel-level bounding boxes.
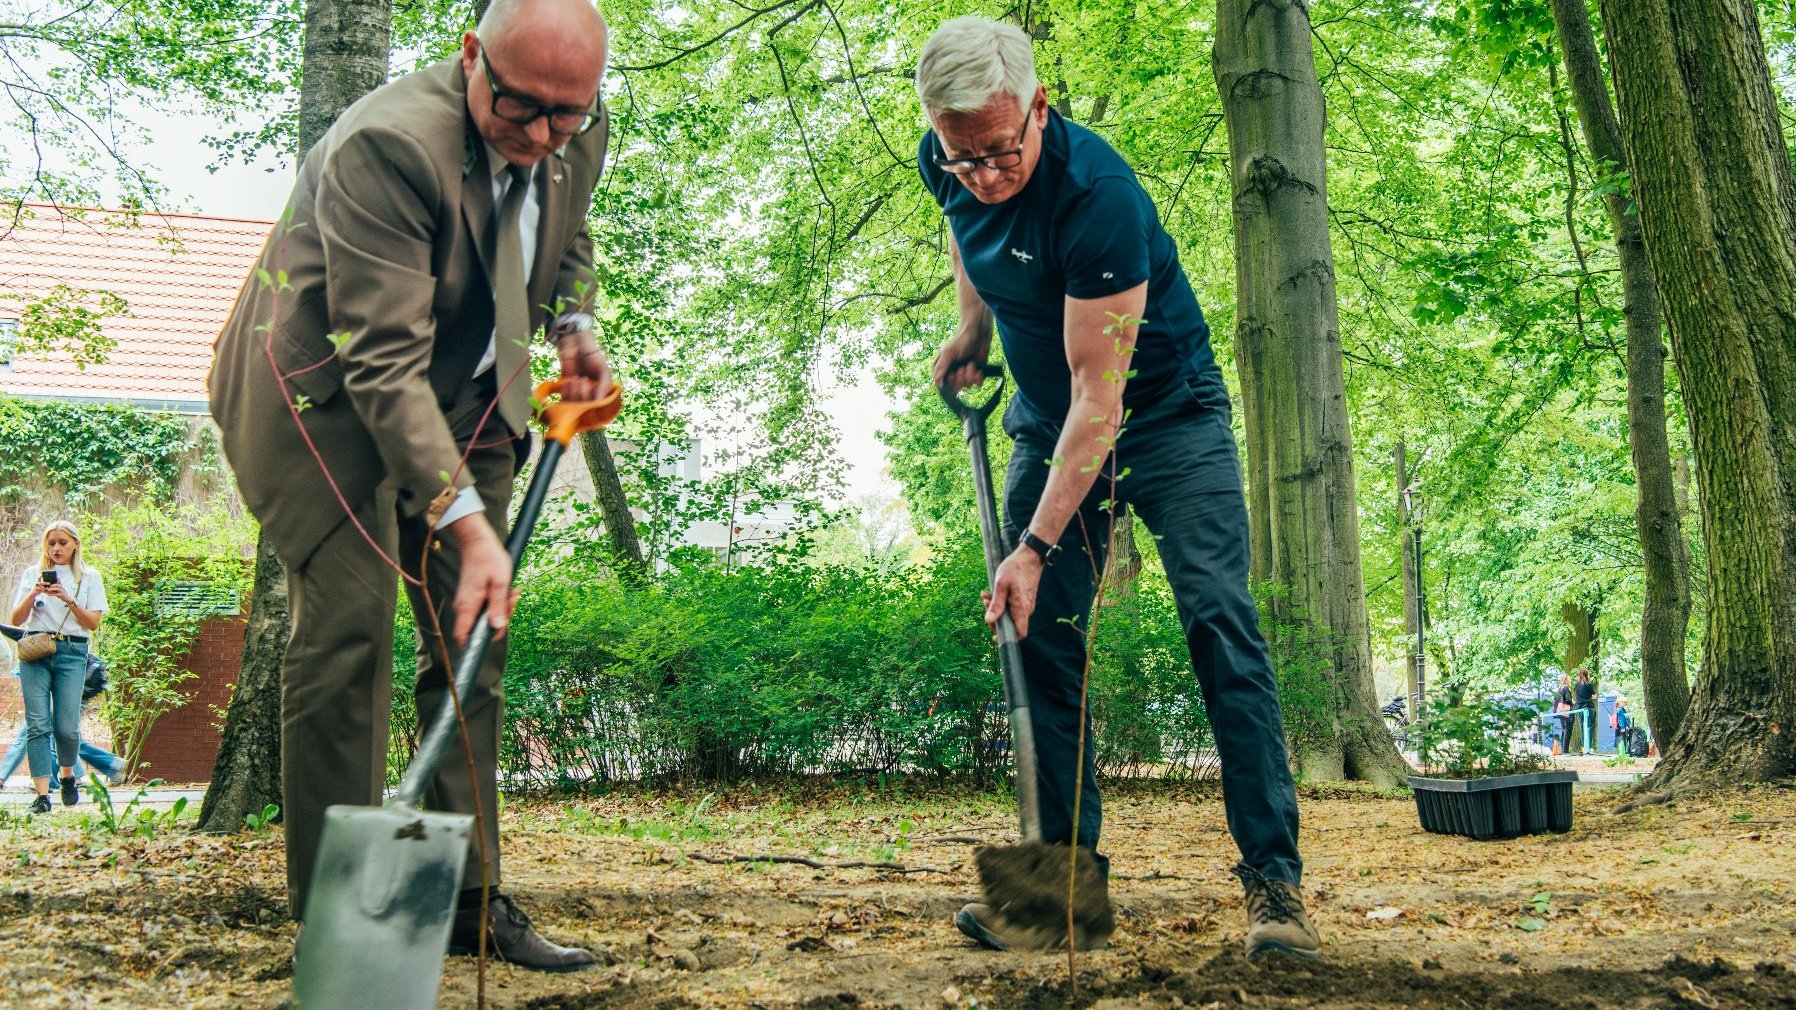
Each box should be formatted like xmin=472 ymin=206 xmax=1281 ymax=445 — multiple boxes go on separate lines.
xmin=293 ymin=379 xmax=620 ymax=1010
xmin=938 ymin=363 xmax=1112 ymax=952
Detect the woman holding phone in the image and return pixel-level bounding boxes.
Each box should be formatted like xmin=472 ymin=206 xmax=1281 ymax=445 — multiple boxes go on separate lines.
xmin=8 ymin=520 xmax=108 ymax=813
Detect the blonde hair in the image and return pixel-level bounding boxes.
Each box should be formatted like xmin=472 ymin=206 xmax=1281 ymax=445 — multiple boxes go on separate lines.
xmin=38 ymin=519 xmax=85 ymax=584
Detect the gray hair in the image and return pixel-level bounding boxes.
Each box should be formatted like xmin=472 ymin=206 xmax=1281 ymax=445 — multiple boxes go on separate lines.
xmin=915 ymin=17 xmax=1036 ymax=117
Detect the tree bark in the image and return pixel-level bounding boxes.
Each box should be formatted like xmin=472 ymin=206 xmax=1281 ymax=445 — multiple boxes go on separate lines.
xmin=1395 ymin=441 xmax=1421 ymax=716
xmin=1549 ymin=0 xmax=1691 ymax=745
xmin=579 ymin=430 xmax=648 ymax=584
xmin=196 ymin=540 xmax=287 ymax=831
xmin=1213 ymin=0 xmax=1407 ymax=785
xmin=1106 ymin=502 xmax=1143 ymax=586
xmin=1602 ymin=0 xmax=1796 ymax=792
xmin=1561 ymin=601 xmax=1595 ymax=676
xmin=200 ymin=0 xmax=391 ymax=833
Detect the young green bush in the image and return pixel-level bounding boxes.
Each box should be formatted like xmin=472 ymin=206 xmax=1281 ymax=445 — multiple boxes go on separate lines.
xmin=387 ymin=529 xmax=1332 ymax=790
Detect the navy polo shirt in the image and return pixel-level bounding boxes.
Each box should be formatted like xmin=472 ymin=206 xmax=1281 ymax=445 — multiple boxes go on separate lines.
xmin=919 ymin=110 xmax=1229 ymax=425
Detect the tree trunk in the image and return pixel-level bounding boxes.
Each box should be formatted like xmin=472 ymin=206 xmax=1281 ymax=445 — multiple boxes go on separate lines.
xmin=1213 ymin=0 xmax=1407 ymax=786
xmin=200 ymin=0 xmax=392 ymax=833
xmin=197 ymin=540 xmax=288 ymax=831
xmin=295 ymin=0 xmax=393 ymax=161
xmin=1395 ymin=441 xmax=1422 ymax=717
xmin=1561 ymin=601 xmax=1595 ymax=676
xmin=1105 ymin=502 xmax=1142 ymax=586
xmin=1602 ymin=0 xmax=1796 ymax=792
xmin=579 ymin=430 xmax=648 ymax=584
xmin=1549 ymin=0 xmax=1691 ymax=745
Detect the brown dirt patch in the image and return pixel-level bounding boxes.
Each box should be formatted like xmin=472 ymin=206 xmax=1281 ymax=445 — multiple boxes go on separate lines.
xmin=0 ymin=780 xmax=1791 ymax=1007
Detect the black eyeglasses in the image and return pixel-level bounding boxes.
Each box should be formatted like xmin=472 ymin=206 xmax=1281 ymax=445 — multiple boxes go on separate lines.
xmin=480 ymin=45 xmax=601 ymax=137
xmin=933 ymin=117 xmax=1033 ymax=175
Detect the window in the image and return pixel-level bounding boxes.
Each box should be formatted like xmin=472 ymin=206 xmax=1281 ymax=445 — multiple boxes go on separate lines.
xmin=0 ymin=318 xmax=16 ymax=371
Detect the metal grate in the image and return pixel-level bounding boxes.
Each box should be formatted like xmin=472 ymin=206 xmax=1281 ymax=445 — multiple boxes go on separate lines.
xmin=154 ymin=580 xmax=240 ymax=617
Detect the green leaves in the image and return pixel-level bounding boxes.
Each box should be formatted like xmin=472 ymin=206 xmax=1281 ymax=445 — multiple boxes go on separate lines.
xmin=0 ymin=397 xmax=193 ymax=504
xmin=10 ymin=284 xmax=125 ymax=371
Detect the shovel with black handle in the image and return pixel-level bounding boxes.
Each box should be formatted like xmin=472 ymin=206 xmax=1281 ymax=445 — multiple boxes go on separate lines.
xmin=938 ymin=362 xmax=1112 ymax=950
xmin=292 ymin=378 xmax=620 ymax=1009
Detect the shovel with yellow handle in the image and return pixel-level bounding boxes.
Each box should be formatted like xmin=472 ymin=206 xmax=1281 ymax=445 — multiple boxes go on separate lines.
xmin=293 ymin=378 xmax=620 ymax=1009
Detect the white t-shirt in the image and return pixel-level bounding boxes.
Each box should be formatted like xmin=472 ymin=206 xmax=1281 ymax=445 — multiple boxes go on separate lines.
xmin=10 ymin=564 xmax=108 ymax=635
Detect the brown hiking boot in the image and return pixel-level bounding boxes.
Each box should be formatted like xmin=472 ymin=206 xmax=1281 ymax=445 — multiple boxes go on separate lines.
xmin=954 ymin=903 xmax=1110 ymax=952
xmin=1234 ymin=862 xmax=1321 ymax=961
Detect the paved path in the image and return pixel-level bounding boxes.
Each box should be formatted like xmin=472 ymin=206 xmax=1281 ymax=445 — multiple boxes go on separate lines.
xmin=0 ymin=782 xmax=207 ymax=811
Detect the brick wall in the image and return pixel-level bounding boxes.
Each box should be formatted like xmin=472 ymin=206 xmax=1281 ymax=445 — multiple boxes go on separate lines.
xmin=133 ymin=614 xmax=246 ymax=784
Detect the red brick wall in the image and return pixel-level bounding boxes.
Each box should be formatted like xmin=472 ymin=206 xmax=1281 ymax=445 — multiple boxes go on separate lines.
xmin=133 ymin=615 xmax=246 ymax=784
xmin=0 ymin=675 xmax=19 ymax=724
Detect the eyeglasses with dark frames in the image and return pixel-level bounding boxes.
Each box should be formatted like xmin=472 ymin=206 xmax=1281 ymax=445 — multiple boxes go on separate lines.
xmin=480 ymin=44 xmax=601 ymax=137
xmin=932 ymin=116 xmax=1035 ymax=175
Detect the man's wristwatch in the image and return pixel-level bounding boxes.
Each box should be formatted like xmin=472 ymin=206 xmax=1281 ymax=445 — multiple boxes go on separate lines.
xmin=549 ymin=311 xmax=596 ymax=344
xmin=1019 ymin=528 xmax=1060 ymax=566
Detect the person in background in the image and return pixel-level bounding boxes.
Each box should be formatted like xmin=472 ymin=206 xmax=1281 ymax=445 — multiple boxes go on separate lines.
xmin=1573 ymin=667 xmax=1597 ymax=753
xmin=1612 ymin=696 xmax=1636 ymax=756
xmin=1552 ymin=673 xmax=1575 ymax=752
xmin=7 ymin=520 xmax=109 ymax=813
xmin=0 ymin=652 xmax=125 ymax=790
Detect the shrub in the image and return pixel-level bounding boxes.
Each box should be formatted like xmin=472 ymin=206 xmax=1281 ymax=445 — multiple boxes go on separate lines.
xmin=386 ymin=529 xmax=1336 ymax=791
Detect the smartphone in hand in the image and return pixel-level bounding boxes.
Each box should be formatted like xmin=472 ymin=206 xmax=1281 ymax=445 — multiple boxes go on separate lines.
xmin=40 ymin=570 xmax=58 ymax=586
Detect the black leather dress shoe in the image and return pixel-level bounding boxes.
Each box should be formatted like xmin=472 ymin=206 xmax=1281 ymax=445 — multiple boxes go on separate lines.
xmin=447 ymin=892 xmax=595 ymax=973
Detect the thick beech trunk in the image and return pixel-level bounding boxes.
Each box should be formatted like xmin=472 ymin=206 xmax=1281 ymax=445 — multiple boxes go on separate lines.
xmin=1549 ymin=0 xmax=1691 ymax=744
xmin=200 ymin=0 xmax=392 ymax=833
xmin=1602 ymin=0 xmax=1796 ymax=791
xmin=1213 ymin=0 xmax=1406 ymax=785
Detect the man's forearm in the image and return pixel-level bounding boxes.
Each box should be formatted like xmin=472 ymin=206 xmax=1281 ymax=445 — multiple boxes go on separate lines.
xmin=1025 ymin=391 xmax=1124 ymax=546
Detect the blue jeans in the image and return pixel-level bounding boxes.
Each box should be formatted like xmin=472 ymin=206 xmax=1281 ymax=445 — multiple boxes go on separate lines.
xmin=1001 ymin=382 xmax=1304 ymax=884
xmin=1 ymin=718 xmax=120 ymax=782
xmin=18 ymin=639 xmax=87 ymax=780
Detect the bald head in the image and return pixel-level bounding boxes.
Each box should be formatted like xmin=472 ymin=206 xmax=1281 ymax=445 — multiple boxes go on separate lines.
xmin=463 ymin=0 xmax=609 ymax=166
xmin=479 ymin=0 xmax=607 ymax=71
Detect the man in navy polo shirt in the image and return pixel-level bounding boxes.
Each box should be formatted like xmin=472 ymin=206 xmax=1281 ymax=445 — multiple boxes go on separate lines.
xmin=915 ymin=16 xmax=1320 ymax=961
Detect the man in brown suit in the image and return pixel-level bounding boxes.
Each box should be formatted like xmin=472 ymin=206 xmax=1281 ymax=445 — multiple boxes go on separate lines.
xmin=209 ymin=0 xmax=612 ymax=970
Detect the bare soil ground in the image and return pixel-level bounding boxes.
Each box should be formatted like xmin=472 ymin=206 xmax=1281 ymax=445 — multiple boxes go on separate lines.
xmin=0 ymin=779 xmax=1791 ymax=1008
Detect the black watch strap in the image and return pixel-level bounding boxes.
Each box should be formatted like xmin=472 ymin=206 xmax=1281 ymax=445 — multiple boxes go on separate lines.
xmin=1020 ymin=528 xmax=1060 ymax=565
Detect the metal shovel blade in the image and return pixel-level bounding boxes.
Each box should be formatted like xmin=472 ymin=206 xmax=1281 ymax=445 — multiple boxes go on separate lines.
xmin=291 ymin=804 xmax=472 ymax=1010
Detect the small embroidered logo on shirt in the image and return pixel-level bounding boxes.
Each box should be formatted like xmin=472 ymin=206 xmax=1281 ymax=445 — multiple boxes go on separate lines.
xmin=1010 ymin=248 xmax=1034 ymax=264
xmin=1102 ymin=271 xmax=1114 ymax=279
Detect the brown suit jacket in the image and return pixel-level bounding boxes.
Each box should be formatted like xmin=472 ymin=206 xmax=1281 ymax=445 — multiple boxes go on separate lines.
xmin=209 ymin=56 xmax=608 ymax=566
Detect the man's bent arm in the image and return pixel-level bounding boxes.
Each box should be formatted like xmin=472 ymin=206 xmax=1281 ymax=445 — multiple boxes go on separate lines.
xmin=315 ymin=127 xmax=470 ymax=519
xmin=1024 ymin=282 xmax=1147 ymax=547
xmin=932 ymin=233 xmax=996 ymax=389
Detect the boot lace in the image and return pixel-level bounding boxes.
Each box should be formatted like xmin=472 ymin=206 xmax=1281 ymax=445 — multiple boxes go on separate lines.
xmin=491 ymin=893 xmax=533 ymax=930
xmin=1233 ymin=861 xmax=1297 ymax=924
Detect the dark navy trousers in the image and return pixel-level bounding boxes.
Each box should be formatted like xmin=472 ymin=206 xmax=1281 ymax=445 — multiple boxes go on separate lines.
xmin=1000 ymin=380 xmax=1304 ymax=885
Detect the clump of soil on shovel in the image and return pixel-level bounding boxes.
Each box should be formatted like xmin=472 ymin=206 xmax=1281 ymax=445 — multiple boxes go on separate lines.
xmin=976 ymin=842 xmax=1114 ymax=949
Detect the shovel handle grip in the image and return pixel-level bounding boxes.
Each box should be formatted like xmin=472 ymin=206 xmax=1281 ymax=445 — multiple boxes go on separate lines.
xmin=533 ymin=379 xmax=622 ymax=447
xmin=936 ymin=360 xmax=1004 ymax=422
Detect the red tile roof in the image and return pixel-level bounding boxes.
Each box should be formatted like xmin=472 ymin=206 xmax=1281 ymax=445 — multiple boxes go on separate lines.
xmin=0 ymin=203 xmax=275 ymax=411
